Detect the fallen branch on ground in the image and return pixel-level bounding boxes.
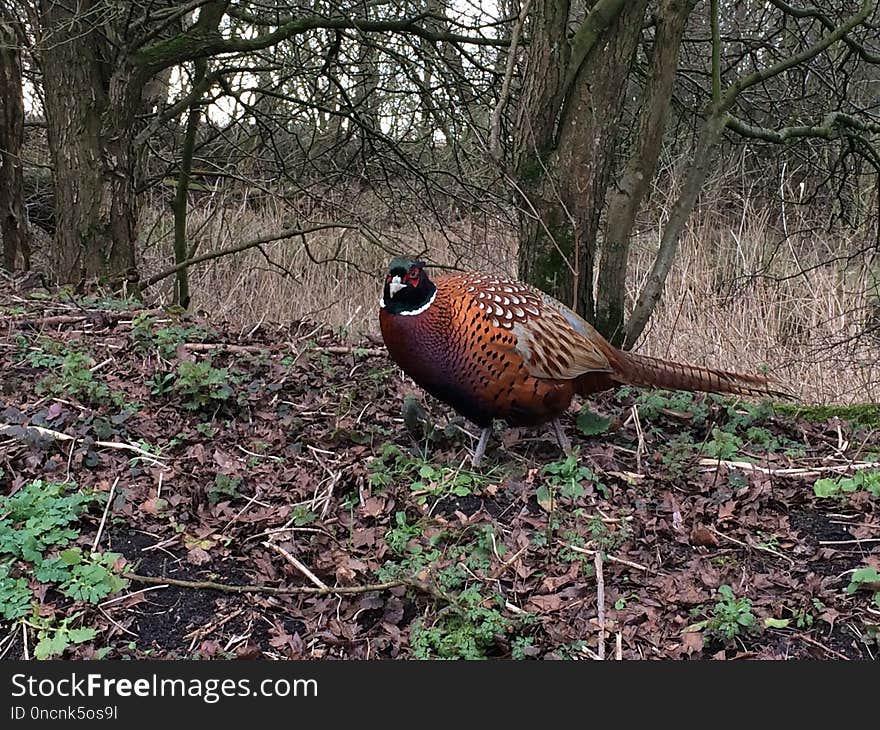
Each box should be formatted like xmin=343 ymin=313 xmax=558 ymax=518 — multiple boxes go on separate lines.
xmin=123 ymin=572 xmax=407 ymax=597
xmin=0 ymin=424 xmax=166 ymax=464
xmin=699 ymin=458 xmax=880 ymax=476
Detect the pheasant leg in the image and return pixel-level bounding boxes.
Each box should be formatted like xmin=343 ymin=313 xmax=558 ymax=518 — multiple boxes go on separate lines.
xmin=551 ymin=418 xmax=572 ymax=456
xmin=471 ymin=427 xmax=493 ymax=467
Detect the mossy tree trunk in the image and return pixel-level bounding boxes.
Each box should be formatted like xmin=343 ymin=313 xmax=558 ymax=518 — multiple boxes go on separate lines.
xmin=0 ymin=14 xmax=29 ymax=272
xmin=37 ymin=0 xmax=141 ymax=286
xmin=35 ymin=0 xmax=226 ymax=289
xmin=514 ymin=0 xmax=649 ymax=322
xmin=594 ymin=0 xmax=694 ymax=345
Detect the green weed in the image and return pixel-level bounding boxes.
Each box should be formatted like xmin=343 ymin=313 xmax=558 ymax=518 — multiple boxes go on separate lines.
xmin=368 ymin=443 xmax=490 ymax=504
xmin=0 ymin=480 xmax=128 ymax=625
xmin=847 ymin=567 xmax=880 ymax=608
xmin=686 ymin=584 xmax=758 ymax=644
xmin=813 ymin=470 xmax=880 ymax=499
xmin=25 ymin=609 xmax=98 ymax=660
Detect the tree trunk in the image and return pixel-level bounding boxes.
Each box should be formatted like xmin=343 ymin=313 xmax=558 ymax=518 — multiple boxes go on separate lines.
xmin=37 ymin=0 xmax=139 ymax=286
xmin=594 ymin=0 xmax=694 ymax=345
xmin=624 ymin=111 xmax=729 ymax=348
xmin=172 ymin=59 xmax=206 ymax=309
xmin=515 ymin=0 xmax=649 ymax=320
xmin=0 ymin=16 xmax=30 ymax=272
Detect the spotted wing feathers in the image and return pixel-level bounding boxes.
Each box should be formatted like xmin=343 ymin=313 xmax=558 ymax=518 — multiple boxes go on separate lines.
xmin=444 ymin=273 xmax=612 ymax=380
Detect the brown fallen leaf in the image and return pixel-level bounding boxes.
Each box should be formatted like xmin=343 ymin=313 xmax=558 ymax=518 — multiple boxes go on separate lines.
xmin=690 ymin=525 xmax=719 ymax=547
xmin=186 ymin=546 xmax=212 ymax=565
xmin=139 ymin=497 xmax=167 ymax=515
xmin=718 ymin=500 xmax=737 ymax=521
xmin=681 ymin=631 xmax=704 ymax=655
xmin=360 ymin=496 xmax=386 ymax=518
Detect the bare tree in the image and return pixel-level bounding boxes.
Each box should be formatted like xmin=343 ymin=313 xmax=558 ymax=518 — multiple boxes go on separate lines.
xmin=502 ymin=0 xmax=879 ymax=345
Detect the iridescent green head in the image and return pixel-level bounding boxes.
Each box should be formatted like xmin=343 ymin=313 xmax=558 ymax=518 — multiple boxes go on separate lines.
xmin=380 ymin=257 xmax=436 ymax=315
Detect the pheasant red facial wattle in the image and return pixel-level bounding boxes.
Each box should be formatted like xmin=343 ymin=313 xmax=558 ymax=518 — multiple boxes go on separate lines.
xmin=378 ymin=257 xmax=788 ymax=466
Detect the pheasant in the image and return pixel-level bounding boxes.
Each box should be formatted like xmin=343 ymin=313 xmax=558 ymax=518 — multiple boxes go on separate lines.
xmin=378 ymin=256 xmax=788 ymax=466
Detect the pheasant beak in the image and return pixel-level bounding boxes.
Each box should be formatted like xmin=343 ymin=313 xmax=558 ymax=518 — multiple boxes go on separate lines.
xmin=388 ymin=275 xmax=407 ymax=298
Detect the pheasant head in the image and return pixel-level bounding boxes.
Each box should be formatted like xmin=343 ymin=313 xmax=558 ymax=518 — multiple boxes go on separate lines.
xmin=380 ymin=257 xmax=437 ymax=315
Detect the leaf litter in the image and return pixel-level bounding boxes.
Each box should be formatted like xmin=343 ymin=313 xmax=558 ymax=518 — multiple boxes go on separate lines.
xmin=0 ymin=280 xmax=878 ymax=660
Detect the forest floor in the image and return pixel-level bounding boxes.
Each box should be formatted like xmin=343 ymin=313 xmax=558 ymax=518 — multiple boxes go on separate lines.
xmin=1 ymin=277 xmax=879 ymax=661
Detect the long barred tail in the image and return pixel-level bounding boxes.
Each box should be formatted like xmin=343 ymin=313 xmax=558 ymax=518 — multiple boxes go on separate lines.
xmin=616 ymin=351 xmax=792 ymax=399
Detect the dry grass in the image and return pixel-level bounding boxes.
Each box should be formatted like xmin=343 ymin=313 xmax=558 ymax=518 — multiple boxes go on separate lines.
xmin=630 ymin=203 xmax=879 ymax=403
xmin=138 ymin=192 xmax=879 ymax=404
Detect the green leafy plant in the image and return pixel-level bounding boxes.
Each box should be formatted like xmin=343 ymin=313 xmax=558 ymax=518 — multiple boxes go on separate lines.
xmin=634 ymin=390 xmax=715 ymax=425
xmin=686 ymin=584 xmax=758 ymax=644
xmin=53 ymin=550 xmax=128 ymax=603
xmin=148 ymin=371 xmax=175 ymax=396
xmin=368 ymin=443 xmax=490 ymax=503
xmin=700 ymin=428 xmax=743 ymax=460
xmin=771 ymin=598 xmax=827 ymax=629
xmin=409 ymin=585 xmax=511 ymax=660
xmin=171 ymin=359 xmax=242 ymax=411
xmin=541 ymin=453 xmax=604 ymax=502
xmin=661 ymin=433 xmax=698 ymax=477
xmin=29 ymin=344 xmax=114 ymax=406
xmin=576 ymin=407 xmax=612 ymax=436
xmin=614 ymin=592 xmax=640 ymax=610
xmin=26 ymin=609 xmax=97 ymax=660
xmin=814 ymin=471 xmax=880 ymax=499
xmin=383 ymin=511 xmax=425 ymax=555
xmin=587 ymin=514 xmax=630 ymax=553
xmin=209 ymin=474 xmax=242 ymax=505
xmin=0 ymin=480 xmax=128 ymax=621
xmin=0 ymin=565 xmax=31 ymax=620
xmin=0 ymin=480 xmax=101 ymax=564
xmin=131 ymin=313 xmax=212 ymax=358
xmin=291 ymin=505 xmax=317 ymax=527
xmin=847 ymin=567 xmax=880 ymax=607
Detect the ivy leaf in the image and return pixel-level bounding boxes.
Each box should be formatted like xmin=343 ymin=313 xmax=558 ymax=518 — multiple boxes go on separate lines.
xmin=812 ymin=478 xmax=838 ymax=498
xmin=535 ymin=486 xmax=555 ymax=512
xmin=576 ymin=409 xmax=612 ymax=436
xmin=60 ymin=548 xmax=83 ymax=565
xmin=67 ymin=627 xmax=98 ymax=644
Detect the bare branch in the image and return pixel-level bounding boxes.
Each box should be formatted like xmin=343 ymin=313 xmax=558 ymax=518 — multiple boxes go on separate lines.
xmin=142 ymin=222 xmax=360 ymax=289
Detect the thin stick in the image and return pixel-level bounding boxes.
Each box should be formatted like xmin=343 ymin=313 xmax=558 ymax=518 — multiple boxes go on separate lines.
xmin=595 ymin=551 xmax=606 ymax=660
xmin=183 ymin=342 xmax=269 ymax=354
xmin=488 ymin=0 xmax=532 ymax=160
xmin=0 ymin=424 xmax=166 ymax=464
xmin=489 ymin=543 xmax=531 ymax=579
xmin=99 ymin=584 xmax=169 ymax=608
xmin=0 ymin=632 xmax=15 ymax=660
xmin=99 ymin=608 xmax=138 ymax=638
xmin=223 ymin=490 xmax=265 ymax=533
xmin=564 ymin=543 xmax=650 ymax=572
xmin=818 ymin=538 xmax=880 ymax=545
xmin=265 ymin=542 xmax=328 ymax=590
xmin=124 ymin=572 xmax=405 ymax=597
xmin=186 ymin=607 xmax=245 ymax=650
xmin=615 ymin=631 xmax=623 ymax=661
xmin=21 ymin=623 xmax=28 ymax=661
xmin=92 ymin=477 xmax=119 ymax=552
xmin=236 ymin=445 xmax=284 ymax=462
xmin=791 ymin=633 xmax=851 ymax=661
xmin=707 ymin=526 xmax=795 ymax=566
xmin=631 ymin=405 xmax=645 ymax=474
xmin=699 ymin=458 xmax=880 ymax=476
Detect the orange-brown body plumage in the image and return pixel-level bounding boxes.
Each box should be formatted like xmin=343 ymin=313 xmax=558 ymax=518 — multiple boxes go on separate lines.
xmin=379 ymin=261 xmax=786 ymax=463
